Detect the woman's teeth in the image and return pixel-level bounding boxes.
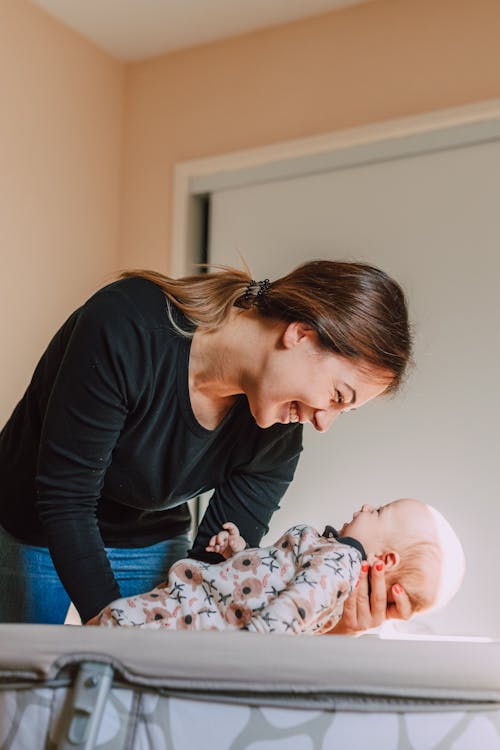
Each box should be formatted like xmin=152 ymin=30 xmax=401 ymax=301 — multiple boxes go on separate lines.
xmin=289 ymin=401 xmax=299 ymax=423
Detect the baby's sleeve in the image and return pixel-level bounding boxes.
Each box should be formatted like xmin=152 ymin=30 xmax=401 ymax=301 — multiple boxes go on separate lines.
xmin=95 ymin=591 xmax=151 ymax=627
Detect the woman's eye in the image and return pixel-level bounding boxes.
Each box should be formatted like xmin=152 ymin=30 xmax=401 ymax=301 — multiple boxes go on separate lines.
xmin=334 ymin=390 xmax=344 ymax=405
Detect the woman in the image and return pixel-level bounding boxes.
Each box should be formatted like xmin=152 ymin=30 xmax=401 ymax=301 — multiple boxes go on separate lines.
xmin=0 ymin=260 xmax=413 ymax=629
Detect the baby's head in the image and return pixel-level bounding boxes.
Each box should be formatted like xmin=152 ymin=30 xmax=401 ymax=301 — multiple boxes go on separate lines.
xmin=341 ymin=499 xmax=465 ymax=613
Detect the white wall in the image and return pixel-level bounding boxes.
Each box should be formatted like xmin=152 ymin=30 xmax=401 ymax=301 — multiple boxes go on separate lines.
xmin=208 ymin=133 xmax=500 ymax=637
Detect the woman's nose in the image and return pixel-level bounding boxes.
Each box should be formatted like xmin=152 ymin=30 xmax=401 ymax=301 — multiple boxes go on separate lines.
xmin=312 ymin=405 xmax=342 ymax=433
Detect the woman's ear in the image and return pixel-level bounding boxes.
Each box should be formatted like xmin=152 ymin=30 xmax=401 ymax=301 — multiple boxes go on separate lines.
xmin=282 ymin=322 xmax=316 ymax=349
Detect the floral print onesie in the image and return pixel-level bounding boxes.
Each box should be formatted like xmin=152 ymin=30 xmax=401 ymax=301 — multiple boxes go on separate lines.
xmin=97 ymin=525 xmax=364 ymax=635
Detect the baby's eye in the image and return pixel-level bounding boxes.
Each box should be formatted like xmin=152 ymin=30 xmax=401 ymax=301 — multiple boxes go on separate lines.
xmin=334 ymin=390 xmax=344 ymax=405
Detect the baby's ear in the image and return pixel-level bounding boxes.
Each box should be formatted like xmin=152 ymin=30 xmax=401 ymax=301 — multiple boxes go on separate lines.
xmin=382 ymin=551 xmax=400 ymax=570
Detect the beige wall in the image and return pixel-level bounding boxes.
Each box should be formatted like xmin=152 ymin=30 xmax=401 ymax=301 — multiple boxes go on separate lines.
xmin=119 ymin=0 xmax=500 ymax=272
xmin=2 ymin=0 xmax=500 ymax=422
xmin=0 ymin=0 xmax=124 ymax=423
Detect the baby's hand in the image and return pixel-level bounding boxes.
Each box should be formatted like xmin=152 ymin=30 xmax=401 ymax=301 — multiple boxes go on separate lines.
xmin=206 ymin=522 xmax=246 ymax=559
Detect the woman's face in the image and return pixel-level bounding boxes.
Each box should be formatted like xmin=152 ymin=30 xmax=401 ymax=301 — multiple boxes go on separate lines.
xmin=245 ymin=322 xmax=391 ymax=431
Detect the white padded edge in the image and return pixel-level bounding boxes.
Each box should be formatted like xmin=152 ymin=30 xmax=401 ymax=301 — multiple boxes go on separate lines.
xmin=0 ymin=625 xmax=498 ymax=705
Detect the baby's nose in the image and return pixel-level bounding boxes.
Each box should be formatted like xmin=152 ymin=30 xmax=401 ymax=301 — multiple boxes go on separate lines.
xmin=361 ymin=504 xmax=374 ymax=512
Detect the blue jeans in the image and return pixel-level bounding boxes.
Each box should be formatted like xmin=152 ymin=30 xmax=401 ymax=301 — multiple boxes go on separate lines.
xmin=0 ymin=524 xmax=190 ymax=624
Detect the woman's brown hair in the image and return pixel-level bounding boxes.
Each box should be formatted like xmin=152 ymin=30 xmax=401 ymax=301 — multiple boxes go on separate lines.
xmin=120 ymin=260 xmax=412 ymax=393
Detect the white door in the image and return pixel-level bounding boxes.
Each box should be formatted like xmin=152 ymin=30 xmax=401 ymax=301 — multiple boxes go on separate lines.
xmin=208 ymin=135 xmax=500 ymax=637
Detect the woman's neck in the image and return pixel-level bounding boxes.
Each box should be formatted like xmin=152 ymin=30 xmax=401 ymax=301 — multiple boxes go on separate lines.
xmin=187 ymin=310 xmax=281 ymax=430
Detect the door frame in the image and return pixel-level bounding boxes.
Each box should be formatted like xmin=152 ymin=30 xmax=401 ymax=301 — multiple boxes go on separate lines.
xmin=170 ymin=98 xmax=500 ymax=276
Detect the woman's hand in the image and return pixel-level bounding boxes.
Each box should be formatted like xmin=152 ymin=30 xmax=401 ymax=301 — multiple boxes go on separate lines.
xmin=330 ymin=561 xmax=413 ymax=635
xmin=85 ymin=615 xmax=101 ymax=626
xmin=206 ymin=522 xmax=246 ymax=559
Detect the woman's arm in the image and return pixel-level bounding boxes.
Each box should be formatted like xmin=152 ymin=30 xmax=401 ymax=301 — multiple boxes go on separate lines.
xmin=35 ymin=289 xmax=143 ymax=622
xmin=189 ymin=424 xmax=303 ymax=562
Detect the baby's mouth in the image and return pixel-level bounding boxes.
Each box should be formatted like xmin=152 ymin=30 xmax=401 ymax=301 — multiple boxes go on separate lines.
xmin=289 ymin=401 xmax=299 ymax=423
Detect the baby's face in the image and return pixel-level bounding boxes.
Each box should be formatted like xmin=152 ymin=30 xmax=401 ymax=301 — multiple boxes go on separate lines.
xmin=340 ymin=498 xmax=431 ymax=557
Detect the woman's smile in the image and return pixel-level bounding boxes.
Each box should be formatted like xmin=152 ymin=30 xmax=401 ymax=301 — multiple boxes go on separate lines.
xmin=289 ymin=401 xmax=299 ymax=423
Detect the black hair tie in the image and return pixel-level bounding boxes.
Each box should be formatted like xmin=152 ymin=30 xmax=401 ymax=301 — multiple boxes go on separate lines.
xmin=237 ymin=278 xmax=271 ymax=307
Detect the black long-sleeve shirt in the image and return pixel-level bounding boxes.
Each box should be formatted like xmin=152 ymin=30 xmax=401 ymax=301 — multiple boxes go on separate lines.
xmin=0 ymin=277 xmax=303 ymax=621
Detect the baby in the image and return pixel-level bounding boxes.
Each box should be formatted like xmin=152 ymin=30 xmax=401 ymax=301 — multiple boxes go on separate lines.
xmin=95 ymin=499 xmax=465 ymax=634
